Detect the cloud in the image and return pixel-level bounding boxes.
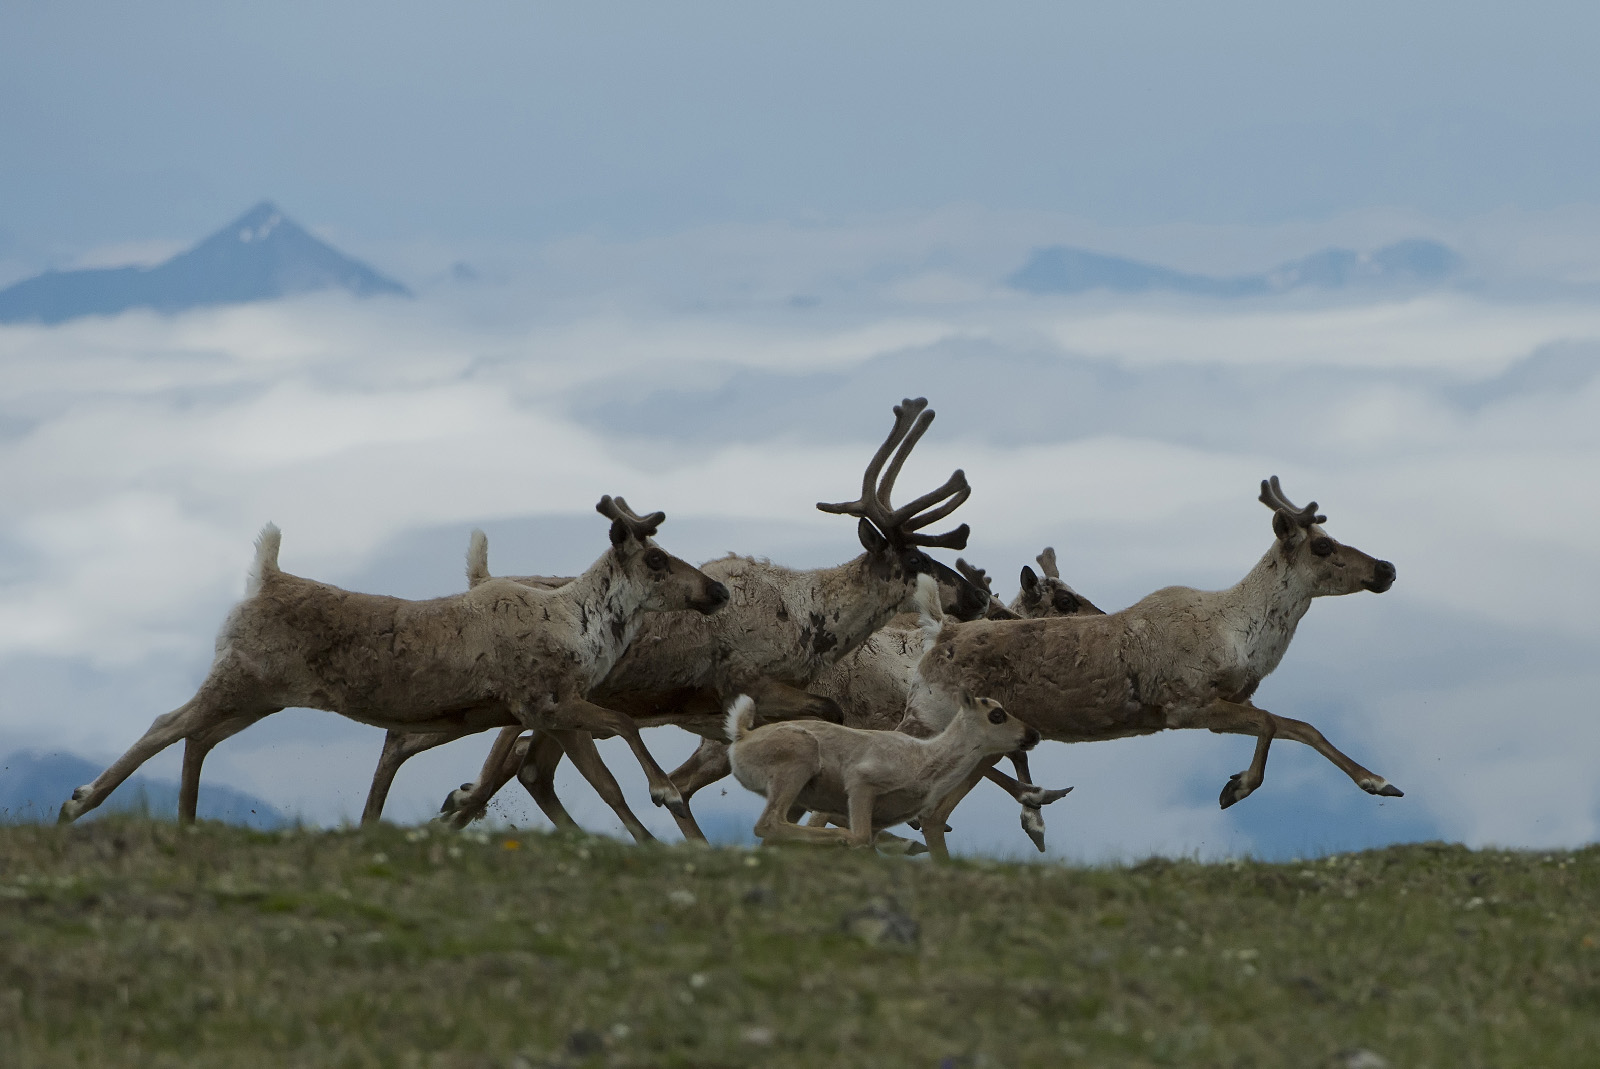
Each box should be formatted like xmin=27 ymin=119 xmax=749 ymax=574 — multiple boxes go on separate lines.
xmin=1 ymin=219 xmax=1597 ymax=859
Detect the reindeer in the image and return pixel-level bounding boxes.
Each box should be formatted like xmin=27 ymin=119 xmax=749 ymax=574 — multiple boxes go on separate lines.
xmin=800 ymin=547 xmax=1099 ymax=851
xmin=724 ymin=582 xmax=1041 ymax=849
xmin=58 ymin=498 xmax=730 ymax=825
xmin=359 ymin=398 xmax=987 ymax=838
xmin=902 ymin=477 xmax=1400 ymax=859
xmin=1011 ymin=547 xmax=1102 ymax=618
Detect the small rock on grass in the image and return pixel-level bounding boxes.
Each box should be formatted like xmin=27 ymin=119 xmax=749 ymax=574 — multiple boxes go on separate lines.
xmin=841 ymin=896 xmax=919 ymax=949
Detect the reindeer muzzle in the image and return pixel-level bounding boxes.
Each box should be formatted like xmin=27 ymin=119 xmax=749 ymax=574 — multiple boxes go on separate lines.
xmin=1020 ymin=726 xmax=1041 ymax=751
xmin=693 ymin=581 xmax=731 ymax=614
xmin=1364 ymin=560 xmax=1396 ymax=593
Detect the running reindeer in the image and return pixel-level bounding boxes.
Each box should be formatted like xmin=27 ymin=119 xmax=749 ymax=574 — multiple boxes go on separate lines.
xmin=59 ymin=497 xmax=729 ymax=825
xmin=803 ymin=547 xmax=1099 ymax=851
xmin=361 ymin=398 xmax=992 ymax=838
xmin=903 ymin=477 xmax=1400 ymax=859
xmin=724 ymin=582 xmax=1041 ymax=850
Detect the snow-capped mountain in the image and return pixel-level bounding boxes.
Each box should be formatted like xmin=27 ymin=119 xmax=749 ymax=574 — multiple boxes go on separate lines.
xmin=0 ymin=202 xmax=409 ymax=324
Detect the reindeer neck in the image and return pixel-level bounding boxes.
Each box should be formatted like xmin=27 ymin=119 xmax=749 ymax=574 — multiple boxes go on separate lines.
xmin=914 ymin=716 xmax=1002 ymax=806
xmin=548 ymin=548 xmax=648 ymax=683
xmin=798 ymin=554 xmax=914 ymax=664
xmin=1218 ymin=542 xmax=1317 ymax=679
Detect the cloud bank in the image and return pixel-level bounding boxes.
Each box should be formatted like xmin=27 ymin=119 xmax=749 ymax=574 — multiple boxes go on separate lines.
xmin=2 ymin=216 xmax=1596 ymax=861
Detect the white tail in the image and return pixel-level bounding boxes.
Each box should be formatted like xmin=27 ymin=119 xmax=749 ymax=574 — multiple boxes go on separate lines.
xmin=913 ymin=572 xmax=944 ymax=654
xmin=246 ymin=524 xmax=281 ymax=597
xmin=724 ymin=694 xmax=757 ymax=743
xmin=466 ymin=529 xmax=490 ymax=587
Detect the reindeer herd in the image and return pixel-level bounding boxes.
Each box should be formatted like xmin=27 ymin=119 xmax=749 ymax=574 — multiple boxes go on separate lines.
xmin=56 ymin=399 xmax=1401 ymax=858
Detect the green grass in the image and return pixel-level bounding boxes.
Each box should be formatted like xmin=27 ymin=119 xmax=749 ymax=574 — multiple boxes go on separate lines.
xmin=1 ymin=819 xmax=1596 ymax=1067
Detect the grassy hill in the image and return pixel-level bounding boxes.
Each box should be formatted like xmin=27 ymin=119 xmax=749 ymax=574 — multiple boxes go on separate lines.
xmin=1 ymin=820 xmax=1596 ymax=1067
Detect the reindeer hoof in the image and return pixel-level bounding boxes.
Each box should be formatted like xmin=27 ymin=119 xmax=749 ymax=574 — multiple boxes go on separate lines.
xmin=1363 ymin=779 xmax=1404 ymax=798
xmin=906 ymin=818 xmax=922 ymax=831
xmin=1019 ymin=785 xmax=1073 ymax=808
xmin=58 ymin=800 xmax=84 ymax=824
xmin=1219 ymin=773 xmax=1253 ymax=810
xmin=656 ymin=792 xmax=692 ymax=819
xmin=1020 ymin=807 xmax=1047 ymax=853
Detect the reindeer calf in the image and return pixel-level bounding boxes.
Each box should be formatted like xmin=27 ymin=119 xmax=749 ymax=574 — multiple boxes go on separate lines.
xmin=726 ymin=580 xmax=1039 ymax=849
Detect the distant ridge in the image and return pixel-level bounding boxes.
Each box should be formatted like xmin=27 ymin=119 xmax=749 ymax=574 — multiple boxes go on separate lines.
xmin=0 ymin=202 xmax=410 ymax=324
xmin=0 ymin=750 xmax=287 ymax=828
xmin=1009 ymin=238 xmax=1463 ymax=297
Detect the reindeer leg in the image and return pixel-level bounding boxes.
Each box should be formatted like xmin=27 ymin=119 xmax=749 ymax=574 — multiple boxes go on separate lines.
xmin=515 ymin=730 xmax=581 ymax=832
xmin=1197 ymin=699 xmax=1402 ymax=802
xmin=980 ymin=763 xmax=1073 ymax=853
xmin=1187 ymin=700 xmax=1277 ymax=808
xmin=667 ymin=737 xmax=733 ymax=804
xmin=438 ymin=726 xmax=526 ymax=828
xmin=60 ymin=659 xmax=276 ymax=824
xmin=541 ymin=698 xmax=694 ymax=822
xmin=748 ymin=679 xmax=844 ymax=724
xmin=753 ymin=767 xmax=851 ymax=847
xmin=551 ymin=730 xmax=658 ymax=844
xmin=1266 ymin=713 xmax=1404 ymax=799
xmin=919 ymin=756 xmax=1000 ymax=861
xmin=363 ymin=728 xmax=471 ymax=826
xmin=845 ymin=785 xmax=878 ymax=849
xmin=179 ymin=714 xmax=268 ymax=824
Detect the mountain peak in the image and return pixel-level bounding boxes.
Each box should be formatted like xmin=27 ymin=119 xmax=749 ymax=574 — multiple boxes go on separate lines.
xmin=1009 ymin=238 xmax=1465 ymax=298
xmin=0 ymin=202 xmax=410 ymax=325
xmin=230 ymin=201 xmax=286 ymax=243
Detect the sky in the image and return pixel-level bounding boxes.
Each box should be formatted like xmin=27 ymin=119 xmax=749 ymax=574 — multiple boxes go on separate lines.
xmin=1 ymin=3 xmax=1598 ymax=861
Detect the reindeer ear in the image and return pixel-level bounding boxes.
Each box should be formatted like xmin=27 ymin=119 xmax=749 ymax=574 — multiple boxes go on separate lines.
xmin=1019 ymin=566 xmax=1039 ymax=593
xmin=609 ymin=519 xmax=629 ymax=547
xmin=1272 ymin=508 xmax=1304 ymax=544
xmin=857 ymin=518 xmax=887 ymax=554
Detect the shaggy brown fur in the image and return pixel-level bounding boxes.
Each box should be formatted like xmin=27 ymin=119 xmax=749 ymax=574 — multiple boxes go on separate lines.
xmin=904 ymin=478 xmax=1400 ymax=859
xmin=58 ymin=498 xmax=729 ymax=825
xmin=362 ymin=399 xmax=988 ymax=839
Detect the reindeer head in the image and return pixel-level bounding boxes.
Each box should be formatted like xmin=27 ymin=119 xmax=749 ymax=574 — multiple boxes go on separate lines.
xmin=817 ymin=398 xmax=984 ymax=612
xmin=955 ymin=691 xmax=1041 ymax=754
xmin=1259 ymin=477 xmax=1395 ymax=597
xmin=596 ymin=496 xmax=730 ymax=615
xmin=954 ymin=557 xmax=1020 ymax=620
xmin=1016 ymin=547 xmax=1104 ymax=618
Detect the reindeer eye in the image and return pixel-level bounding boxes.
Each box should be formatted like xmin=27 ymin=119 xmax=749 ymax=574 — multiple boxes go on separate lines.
xmin=1310 ymin=538 xmax=1335 ymax=557
xmin=987 ymin=707 xmax=1007 ymax=725
xmin=644 ymin=548 xmax=668 ymax=570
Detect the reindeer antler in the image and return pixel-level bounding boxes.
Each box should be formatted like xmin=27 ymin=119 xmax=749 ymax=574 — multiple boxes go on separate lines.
xmin=1036 ymin=547 xmax=1059 ymax=580
xmin=1258 ymin=476 xmax=1326 ymax=528
xmin=954 ymin=558 xmax=994 ymax=595
xmin=596 ymin=495 xmax=665 ymax=541
xmin=818 ymin=398 xmax=971 ymax=550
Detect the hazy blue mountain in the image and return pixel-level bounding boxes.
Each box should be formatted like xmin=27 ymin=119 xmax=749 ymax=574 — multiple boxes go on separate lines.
xmin=1009 ymin=238 xmax=1463 ymax=297
xmin=0 ymin=750 xmax=287 ymax=828
xmin=0 ymin=202 xmax=409 ymax=324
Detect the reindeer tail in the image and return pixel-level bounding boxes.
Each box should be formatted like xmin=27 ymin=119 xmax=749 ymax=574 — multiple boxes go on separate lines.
xmin=466 ymin=529 xmax=490 ymax=587
xmin=246 ymin=523 xmax=281 ymax=597
xmin=913 ymin=572 xmax=946 ymax=654
xmin=724 ymin=694 xmax=757 ymax=744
